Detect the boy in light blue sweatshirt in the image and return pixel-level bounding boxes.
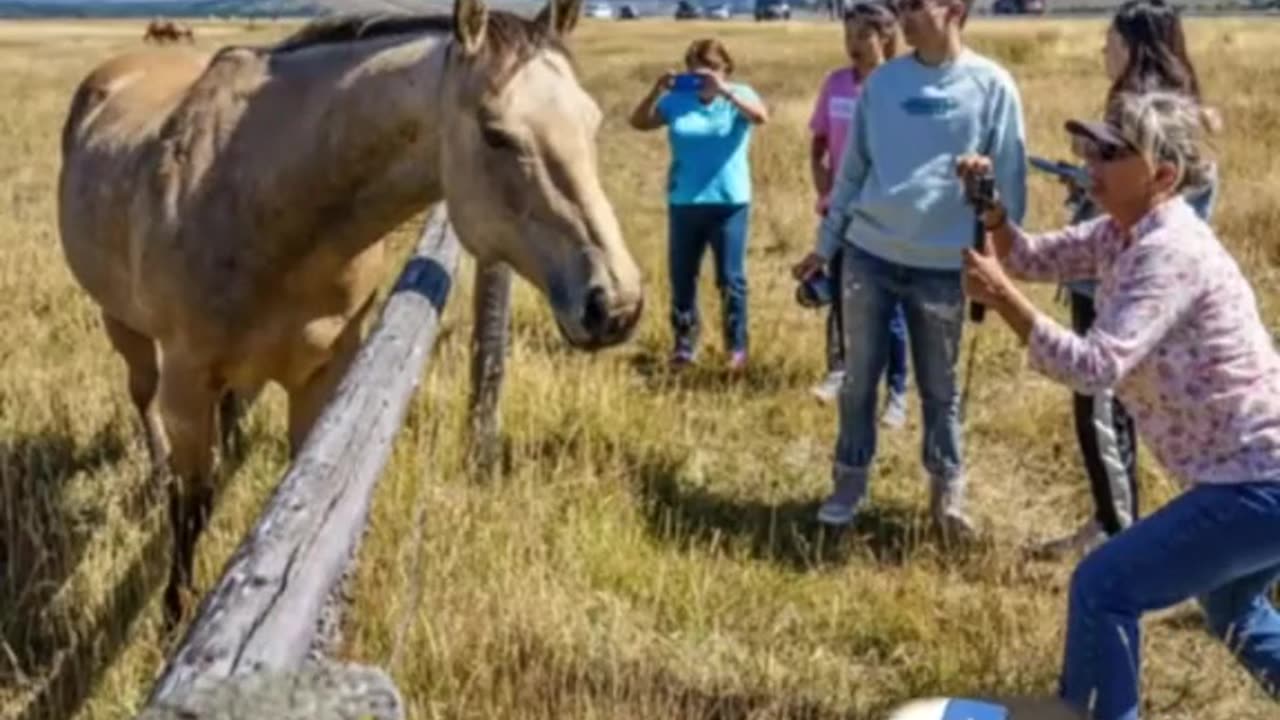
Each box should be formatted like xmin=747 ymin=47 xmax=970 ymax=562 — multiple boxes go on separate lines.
xmin=792 ymin=0 xmax=1027 ymax=538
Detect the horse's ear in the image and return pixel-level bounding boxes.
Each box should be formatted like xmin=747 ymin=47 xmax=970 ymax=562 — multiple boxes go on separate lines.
xmin=535 ymin=0 xmax=582 ymax=36
xmin=453 ymin=0 xmax=488 ymax=55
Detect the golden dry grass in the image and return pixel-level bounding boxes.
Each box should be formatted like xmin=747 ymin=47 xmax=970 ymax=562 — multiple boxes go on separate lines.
xmin=2 ymin=13 xmax=1280 ymax=720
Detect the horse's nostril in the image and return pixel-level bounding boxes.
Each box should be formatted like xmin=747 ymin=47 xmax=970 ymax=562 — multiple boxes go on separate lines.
xmin=582 ymin=286 xmax=609 ymax=337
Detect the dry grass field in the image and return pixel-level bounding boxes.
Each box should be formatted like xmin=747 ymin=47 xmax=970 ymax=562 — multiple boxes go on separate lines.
xmin=3 ymin=13 xmax=1280 ymax=720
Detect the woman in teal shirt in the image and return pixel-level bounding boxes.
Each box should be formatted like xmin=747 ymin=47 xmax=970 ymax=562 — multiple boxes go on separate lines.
xmin=629 ymin=38 xmax=769 ymax=371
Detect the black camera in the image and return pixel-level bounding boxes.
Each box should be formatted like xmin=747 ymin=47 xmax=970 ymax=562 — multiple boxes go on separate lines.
xmin=964 ymin=169 xmax=997 ymax=323
xmin=965 ymin=172 xmax=997 ymax=213
xmin=796 ymin=271 xmax=836 ymax=308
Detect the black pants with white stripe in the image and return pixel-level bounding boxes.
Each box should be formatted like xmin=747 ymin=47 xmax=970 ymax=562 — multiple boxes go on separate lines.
xmin=1070 ymin=291 xmax=1140 ymax=535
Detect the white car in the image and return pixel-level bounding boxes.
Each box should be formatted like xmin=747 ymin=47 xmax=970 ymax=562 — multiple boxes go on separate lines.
xmin=705 ymin=2 xmax=731 ymax=18
xmin=584 ymin=1 xmax=615 ymax=18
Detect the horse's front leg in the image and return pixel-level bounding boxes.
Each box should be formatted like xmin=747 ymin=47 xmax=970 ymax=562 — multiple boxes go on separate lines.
xmin=155 ymin=354 xmax=219 ymax=630
xmin=467 ymin=260 xmax=511 ymax=477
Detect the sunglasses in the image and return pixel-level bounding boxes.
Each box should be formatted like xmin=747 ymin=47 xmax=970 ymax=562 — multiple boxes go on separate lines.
xmin=1071 ymin=134 xmax=1137 ymax=163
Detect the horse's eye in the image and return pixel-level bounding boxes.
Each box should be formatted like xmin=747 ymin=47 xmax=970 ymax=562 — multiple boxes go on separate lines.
xmin=481 ymin=126 xmax=518 ymax=151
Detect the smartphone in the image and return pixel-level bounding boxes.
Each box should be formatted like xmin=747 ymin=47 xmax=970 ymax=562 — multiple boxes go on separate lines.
xmin=671 ymin=72 xmax=705 ymax=92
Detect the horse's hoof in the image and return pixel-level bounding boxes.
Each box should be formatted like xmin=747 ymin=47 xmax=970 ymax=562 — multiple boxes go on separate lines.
xmin=222 ymin=426 xmax=250 ymax=465
xmin=466 ymin=432 xmax=506 ymax=481
xmin=162 ymin=584 xmax=190 ymax=633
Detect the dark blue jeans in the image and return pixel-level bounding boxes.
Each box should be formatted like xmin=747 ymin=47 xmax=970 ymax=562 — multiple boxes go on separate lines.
xmin=1060 ymin=481 xmax=1280 ymax=719
xmin=667 ymin=203 xmax=749 ymax=355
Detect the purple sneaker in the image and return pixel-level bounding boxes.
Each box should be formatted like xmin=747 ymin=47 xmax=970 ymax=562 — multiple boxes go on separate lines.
xmin=727 ymin=350 xmax=747 ymax=372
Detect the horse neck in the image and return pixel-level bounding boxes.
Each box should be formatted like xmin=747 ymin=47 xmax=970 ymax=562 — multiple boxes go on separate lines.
xmin=245 ymin=34 xmax=453 ymax=260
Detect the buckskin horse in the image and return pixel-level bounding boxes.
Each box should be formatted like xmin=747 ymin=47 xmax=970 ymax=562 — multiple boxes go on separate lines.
xmin=58 ymin=0 xmax=643 ymax=624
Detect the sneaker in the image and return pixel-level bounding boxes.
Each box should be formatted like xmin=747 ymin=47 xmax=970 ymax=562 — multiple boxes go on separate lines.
xmin=727 ymin=350 xmax=748 ymax=372
xmin=1030 ymin=519 xmax=1108 ymax=560
xmin=810 ymin=371 xmax=844 ymax=403
xmin=669 ymin=348 xmax=695 ymax=371
xmin=929 ymin=475 xmax=976 ymax=545
xmin=936 ymin=510 xmax=977 ymax=546
xmin=817 ymin=497 xmax=858 ymax=526
xmin=880 ymin=390 xmax=907 ymax=428
xmin=817 ymin=467 xmax=866 ymax=526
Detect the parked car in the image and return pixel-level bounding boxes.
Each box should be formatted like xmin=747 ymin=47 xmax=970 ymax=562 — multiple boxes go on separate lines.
xmin=755 ymin=0 xmax=790 ymax=19
xmin=675 ymin=0 xmax=701 ymax=18
xmin=704 ymin=2 xmax=732 ymax=18
xmin=992 ymin=0 xmax=1045 ymax=13
xmin=584 ymin=0 xmax=615 ymax=18
xmin=618 ymin=3 xmax=640 ymax=18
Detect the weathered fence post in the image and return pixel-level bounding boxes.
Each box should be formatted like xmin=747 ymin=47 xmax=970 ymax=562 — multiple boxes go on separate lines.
xmin=137 ymin=204 xmax=460 ymax=718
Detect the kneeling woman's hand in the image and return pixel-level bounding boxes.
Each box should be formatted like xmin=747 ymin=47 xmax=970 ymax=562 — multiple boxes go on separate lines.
xmin=955 ymin=154 xmax=1009 ymax=228
xmin=962 ymin=242 xmax=1012 ymax=308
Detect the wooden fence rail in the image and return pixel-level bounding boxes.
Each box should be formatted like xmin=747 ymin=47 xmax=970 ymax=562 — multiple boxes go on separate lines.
xmin=137 ymin=205 xmax=460 ymax=719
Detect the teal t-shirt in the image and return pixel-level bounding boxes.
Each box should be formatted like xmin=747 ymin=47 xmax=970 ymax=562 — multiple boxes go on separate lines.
xmin=657 ymin=82 xmax=759 ymax=206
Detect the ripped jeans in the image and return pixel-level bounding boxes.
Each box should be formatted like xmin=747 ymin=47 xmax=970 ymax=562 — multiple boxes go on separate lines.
xmin=830 ymin=244 xmax=967 ymax=518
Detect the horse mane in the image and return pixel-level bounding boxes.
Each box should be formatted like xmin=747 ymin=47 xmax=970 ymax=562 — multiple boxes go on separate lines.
xmin=271 ymin=11 xmax=571 ymax=68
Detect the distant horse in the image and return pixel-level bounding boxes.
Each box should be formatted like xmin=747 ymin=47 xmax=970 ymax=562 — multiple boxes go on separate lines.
xmin=59 ymin=0 xmax=643 ymax=625
xmin=143 ymin=19 xmax=194 ymax=44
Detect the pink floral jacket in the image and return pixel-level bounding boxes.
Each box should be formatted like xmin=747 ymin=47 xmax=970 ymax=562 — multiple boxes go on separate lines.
xmin=1006 ymin=196 xmax=1280 ymax=487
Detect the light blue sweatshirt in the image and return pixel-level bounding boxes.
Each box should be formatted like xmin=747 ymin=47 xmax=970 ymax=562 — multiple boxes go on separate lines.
xmin=816 ymin=49 xmax=1028 ymax=270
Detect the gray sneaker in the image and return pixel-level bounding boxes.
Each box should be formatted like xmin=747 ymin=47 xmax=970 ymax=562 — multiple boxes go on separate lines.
xmin=929 ymin=474 xmax=975 ymax=544
xmin=880 ymin=390 xmax=908 ymax=428
xmin=810 ymin=370 xmax=845 ymax=404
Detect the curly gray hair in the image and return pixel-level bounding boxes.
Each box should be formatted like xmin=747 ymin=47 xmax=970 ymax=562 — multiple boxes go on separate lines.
xmin=1106 ymin=89 xmax=1220 ymax=195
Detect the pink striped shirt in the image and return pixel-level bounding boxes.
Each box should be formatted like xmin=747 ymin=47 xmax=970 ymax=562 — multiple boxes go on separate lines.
xmin=1006 ymin=196 xmax=1280 ymax=487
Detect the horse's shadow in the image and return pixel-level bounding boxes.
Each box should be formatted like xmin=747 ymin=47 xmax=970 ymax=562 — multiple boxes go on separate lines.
xmin=1 ymin=426 xmax=134 ymax=718
xmin=0 ymin=418 xmax=256 ymax=720
xmin=629 ymin=453 xmax=941 ymax=571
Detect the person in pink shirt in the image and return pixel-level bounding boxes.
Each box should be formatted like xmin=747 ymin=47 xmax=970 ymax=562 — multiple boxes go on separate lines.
xmin=957 ymin=90 xmax=1280 ymax=720
xmin=804 ymin=1 xmax=910 ymax=429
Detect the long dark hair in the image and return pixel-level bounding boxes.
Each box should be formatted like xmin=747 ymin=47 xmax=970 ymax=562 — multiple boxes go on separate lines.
xmin=1107 ymin=0 xmax=1201 ymax=105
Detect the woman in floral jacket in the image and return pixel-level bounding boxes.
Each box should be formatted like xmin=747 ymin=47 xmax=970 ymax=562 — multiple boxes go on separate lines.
xmin=956 ymin=90 xmax=1280 ymax=719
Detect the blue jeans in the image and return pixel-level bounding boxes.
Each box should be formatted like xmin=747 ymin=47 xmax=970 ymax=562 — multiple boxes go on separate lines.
xmin=832 ymin=245 xmax=965 ymax=507
xmin=668 ymin=203 xmax=749 ymax=355
xmin=1060 ymin=481 xmax=1280 ymax=719
xmin=826 ymin=249 xmax=909 ymax=396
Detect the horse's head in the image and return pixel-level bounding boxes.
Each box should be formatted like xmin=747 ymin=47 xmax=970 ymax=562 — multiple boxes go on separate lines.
xmin=439 ymin=0 xmax=643 ymax=351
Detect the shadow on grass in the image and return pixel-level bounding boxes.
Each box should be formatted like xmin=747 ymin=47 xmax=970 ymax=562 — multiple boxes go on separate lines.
xmin=627 ymin=350 xmax=814 ymax=396
xmin=488 ymin=629 xmax=868 ymax=720
xmin=478 ymin=416 xmax=995 ymax=575
xmin=1 ymin=411 xmax=260 ymax=720
xmin=2 ymin=428 xmax=128 ymax=679
xmin=629 ymin=451 xmax=942 ymax=571
xmin=468 ymin=627 xmax=1083 ymax=720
